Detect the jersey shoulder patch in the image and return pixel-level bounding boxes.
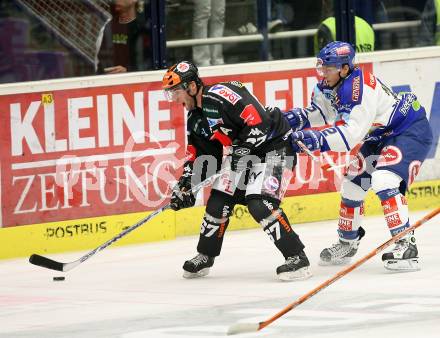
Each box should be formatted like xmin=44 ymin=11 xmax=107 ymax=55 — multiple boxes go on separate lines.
xmin=208 ymin=83 xmax=242 ymax=105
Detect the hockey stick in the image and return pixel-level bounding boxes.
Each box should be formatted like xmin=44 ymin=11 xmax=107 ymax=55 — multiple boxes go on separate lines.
xmin=296 ymin=140 xmax=358 ymax=172
xmin=296 ymin=140 xmax=336 ymax=170
xmin=295 ymin=140 xmax=319 ymax=162
xmin=29 ymin=168 xmax=228 ymax=272
xmin=227 ymin=206 xmax=440 ymax=335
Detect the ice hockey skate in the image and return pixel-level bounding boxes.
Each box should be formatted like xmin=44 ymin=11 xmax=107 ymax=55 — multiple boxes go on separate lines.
xmin=276 ymin=251 xmax=312 ymax=281
xmin=182 ymin=253 xmax=215 ymax=278
xmin=319 ymin=227 xmax=365 ymax=266
xmin=382 ymin=233 xmax=420 ymax=271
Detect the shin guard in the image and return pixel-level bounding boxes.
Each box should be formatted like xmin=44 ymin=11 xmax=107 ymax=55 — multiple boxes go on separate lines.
xmin=337 ymin=198 xmax=364 ymax=241
xmin=377 ymin=188 xmax=410 ymax=236
xmin=196 ymin=212 xmax=230 ymax=257
xmin=259 ymin=208 xmax=305 ymax=258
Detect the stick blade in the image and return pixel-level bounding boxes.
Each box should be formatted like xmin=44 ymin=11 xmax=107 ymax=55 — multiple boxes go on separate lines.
xmin=227 ymin=322 xmax=260 ymax=335
xmin=29 ymin=254 xmax=64 ymax=271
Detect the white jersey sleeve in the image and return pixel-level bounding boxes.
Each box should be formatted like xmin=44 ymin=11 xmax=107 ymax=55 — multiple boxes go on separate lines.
xmin=302 ymin=85 xmax=334 ymax=127
xmin=323 ymin=80 xmax=377 ymax=151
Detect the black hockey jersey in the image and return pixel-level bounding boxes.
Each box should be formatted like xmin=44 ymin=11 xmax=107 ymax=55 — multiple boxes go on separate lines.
xmin=185 ymin=81 xmax=292 ymax=168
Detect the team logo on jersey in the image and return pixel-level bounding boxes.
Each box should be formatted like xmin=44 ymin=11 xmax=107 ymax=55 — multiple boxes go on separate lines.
xmin=176 ymin=62 xmax=190 ymax=72
xmin=408 ymin=160 xmax=422 ymax=186
xmin=376 ymin=146 xmax=403 ymax=167
xmin=208 ymin=84 xmax=242 ymax=105
xmin=352 ymin=76 xmax=360 ymax=101
xmin=264 ymin=176 xmax=279 ymax=192
xmin=240 ymin=104 xmax=262 ymax=126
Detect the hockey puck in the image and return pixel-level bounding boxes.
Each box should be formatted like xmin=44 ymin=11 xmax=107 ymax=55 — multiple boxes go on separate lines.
xmin=53 ymin=276 xmax=65 ymax=281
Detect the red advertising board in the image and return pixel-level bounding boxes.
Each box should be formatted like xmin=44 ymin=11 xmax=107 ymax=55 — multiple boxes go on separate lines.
xmin=0 ymin=64 xmax=372 ymax=227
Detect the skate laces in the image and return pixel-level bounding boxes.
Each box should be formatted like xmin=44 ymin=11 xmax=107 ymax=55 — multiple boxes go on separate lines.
xmin=285 ymin=255 xmax=300 ymax=265
xmin=327 ymin=241 xmax=353 ymax=257
xmin=392 ymin=238 xmax=409 ymax=252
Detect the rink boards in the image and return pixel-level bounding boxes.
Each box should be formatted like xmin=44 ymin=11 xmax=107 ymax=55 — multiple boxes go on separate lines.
xmin=0 ymin=179 xmax=438 ymax=259
xmin=0 ymin=47 xmax=439 ymax=259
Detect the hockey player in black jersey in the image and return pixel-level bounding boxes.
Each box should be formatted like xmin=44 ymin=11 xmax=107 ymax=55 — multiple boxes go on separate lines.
xmin=162 ymin=61 xmax=311 ymax=281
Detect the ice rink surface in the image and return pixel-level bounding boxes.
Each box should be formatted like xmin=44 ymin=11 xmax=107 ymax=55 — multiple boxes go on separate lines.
xmin=1 ymin=209 xmax=439 ymax=338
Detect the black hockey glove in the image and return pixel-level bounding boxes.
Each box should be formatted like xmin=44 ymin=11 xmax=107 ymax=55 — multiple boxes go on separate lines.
xmin=170 ymin=163 xmax=196 ymax=211
xmin=230 ymin=142 xmax=253 ymax=172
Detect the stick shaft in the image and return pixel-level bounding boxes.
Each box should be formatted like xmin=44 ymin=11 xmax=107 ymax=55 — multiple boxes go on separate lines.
xmin=74 ymin=169 xmax=227 ymax=267
xmin=258 ymin=207 xmax=440 ymax=330
xmin=296 ymin=141 xmax=319 ymax=162
xmin=29 ymin=170 xmax=226 ymax=271
xmin=295 ymin=140 xmax=339 ymax=171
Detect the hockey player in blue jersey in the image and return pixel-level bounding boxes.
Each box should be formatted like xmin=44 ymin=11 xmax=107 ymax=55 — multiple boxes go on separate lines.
xmin=285 ymin=41 xmax=433 ymax=271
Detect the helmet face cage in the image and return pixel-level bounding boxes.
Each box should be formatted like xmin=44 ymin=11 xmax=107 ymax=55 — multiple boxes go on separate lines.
xmin=316 ymin=41 xmax=355 ymax=76
xmin=163 ymin=85 xmax=185 ymax=102
xmin=316 ymin=58 xmax=341 ymax=77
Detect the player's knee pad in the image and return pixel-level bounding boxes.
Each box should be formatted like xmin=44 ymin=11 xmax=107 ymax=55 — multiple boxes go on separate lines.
xmin=341 ymin=178 xmax=367 ymax=201
xmin=371 ymin=170 xmax=402 ymax=194
xmin=206 ymin=190 xmax=235 ymax=219
xmin=247 ymin=198 xmax=279 ymax=222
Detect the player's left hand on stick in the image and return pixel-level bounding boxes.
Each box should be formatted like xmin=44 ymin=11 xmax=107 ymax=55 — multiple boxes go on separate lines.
xmin=170 ymin=176 xmax=195 ymax=211
xmin=290 ymin=130 xmax=326 ymax=153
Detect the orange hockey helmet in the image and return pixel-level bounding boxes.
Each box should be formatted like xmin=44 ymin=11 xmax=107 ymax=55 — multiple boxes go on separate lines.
xmin=162 ymin=61 xmax=202 ymax=91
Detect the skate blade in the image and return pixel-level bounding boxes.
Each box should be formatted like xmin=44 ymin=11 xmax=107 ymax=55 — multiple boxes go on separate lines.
xmin=278 ymin=266 xmax=312 ymax=282
xmin=383 ymin=258 xmax=420 ymax=272
xmin=318 ymin=257 xmax=351 ymax=266
xmin=183 ymin=268 xmax=210 ymax=279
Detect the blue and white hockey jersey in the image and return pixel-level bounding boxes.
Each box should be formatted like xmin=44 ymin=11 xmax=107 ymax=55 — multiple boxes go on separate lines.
xmin=300 ymin=67 xmax=425 ymax=152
